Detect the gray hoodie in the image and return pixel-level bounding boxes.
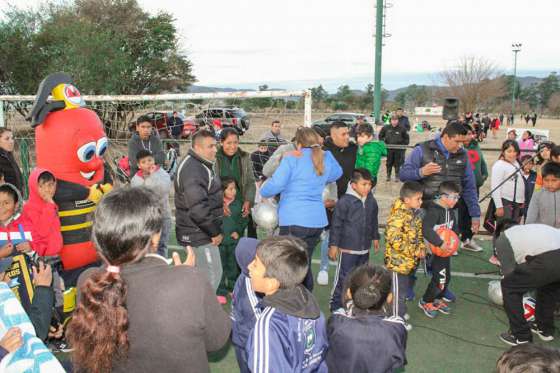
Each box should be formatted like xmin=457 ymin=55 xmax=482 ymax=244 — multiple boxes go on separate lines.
xmin=130 ymin=167 xmax=172 ymax=217
xmin=127 ymin=132 xmax=166 ymax=176
xmin=525 ymin=189 xmax=560 ymax=228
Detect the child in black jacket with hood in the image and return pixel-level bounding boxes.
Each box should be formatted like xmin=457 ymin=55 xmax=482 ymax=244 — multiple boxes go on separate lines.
xmin=329 ymin=169 xmax=380 ymax=312
xmin=419 ymin=181 xmax=461 ymax=319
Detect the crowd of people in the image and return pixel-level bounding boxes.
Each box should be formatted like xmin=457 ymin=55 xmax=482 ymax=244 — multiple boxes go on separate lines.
xmin=1 ymin=109 xmax=560 ymax=372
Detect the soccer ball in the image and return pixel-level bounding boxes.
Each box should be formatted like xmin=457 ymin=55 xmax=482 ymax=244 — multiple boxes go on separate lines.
xmin=429 ymin=227 xmax=460 ymax=257
xmin=488 ymin=280 xmax=503 ymax=306
xmin=523 ymin=297 xmax=536 ymax=322
xmin=252 ymin=201 xmax=278 ymax=230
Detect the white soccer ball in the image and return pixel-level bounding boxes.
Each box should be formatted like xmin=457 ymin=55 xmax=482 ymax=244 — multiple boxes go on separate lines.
xmin=488 ymin=280 xmax=503 ymax=306
xmin=252 ymin=201 xmax=278 ymax=230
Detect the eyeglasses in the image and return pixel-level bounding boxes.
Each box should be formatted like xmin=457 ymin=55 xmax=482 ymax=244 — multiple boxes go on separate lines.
xmin=441 ymin=193 xmax=460 ymax=201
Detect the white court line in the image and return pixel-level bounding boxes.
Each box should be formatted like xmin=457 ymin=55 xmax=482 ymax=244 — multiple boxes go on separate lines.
xmin=168 ymin=245 xmax=501 ymax=280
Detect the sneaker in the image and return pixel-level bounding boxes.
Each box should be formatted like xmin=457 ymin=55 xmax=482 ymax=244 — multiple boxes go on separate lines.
xmin=217 ymin=295 xmax=227 ymax=305
xmin=386 ymin=176 xmax=391 ymax=182
xmin=489 ymin=255 xmax=501 ymax=266
xmin=405 ymin=288 xmax=415 ymax=301
xmin=462 ymin=238 xmax=484 ymax=252
xmin=434 ymin=299 xmax=451 ymax=314
xmin=442 ymin=289 xmax=456 ymax=303
xmin=403 ymin=313 xmax=410 ymax=321
xmin=404 ymin=322 xmax=413 ymax=332
xmin=317 ymin=270 xmax=329 ymax=286
xmin=530 ymin=322 xmax=555 ymax=341
xmin=418 ymin=299 xmax=439 ymax=318
xmin=499 ymin=332 xmax=531 ymax=346
xmin=394 ymin=177 xmax=400 ymax=182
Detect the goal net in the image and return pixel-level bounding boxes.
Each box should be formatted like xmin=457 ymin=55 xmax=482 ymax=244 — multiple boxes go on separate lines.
xmin=0 ymin=89 xmax=312 ymax=189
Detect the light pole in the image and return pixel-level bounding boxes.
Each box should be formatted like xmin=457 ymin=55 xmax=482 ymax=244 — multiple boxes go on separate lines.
xmin=373 ymin=0 xmax=391 ymax=123
xmin=511 ymin=43 xmax=522 ymax=123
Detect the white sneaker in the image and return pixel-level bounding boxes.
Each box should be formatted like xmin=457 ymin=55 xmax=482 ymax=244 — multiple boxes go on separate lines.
xmin=403 ymin=313 xmax=410 ymax=321
xmin=462 ymin=238 xmax=483 ymax=252
xmin=317 ymin=270 xmax=329 ymax=286
xmin=404 ymin=322 xmax=413 ymax=332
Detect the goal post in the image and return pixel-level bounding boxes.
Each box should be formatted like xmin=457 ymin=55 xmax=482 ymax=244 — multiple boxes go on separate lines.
xmin=0 ymin=89 xmax=313 ymax=129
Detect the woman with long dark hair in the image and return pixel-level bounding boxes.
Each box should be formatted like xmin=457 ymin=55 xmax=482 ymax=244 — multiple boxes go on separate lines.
xmin=491 ymin=140 xmax=525 ymax=223
xmin=67 ymin=187 xmax=230 ymax=372
xmin=0 ymin=128 xmax=23 ymax=191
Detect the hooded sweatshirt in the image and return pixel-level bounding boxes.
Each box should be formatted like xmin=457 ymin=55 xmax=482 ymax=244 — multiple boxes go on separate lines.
xmin=0 ymin=183 xmax=32 ymax=249
xmin=22 ymin=168 xmax=63 ymax=256
xmin=384 ymin=198 xmax=426 ymax=275
xmin=525 ymin=188 xmax=560 ymax=228
xmin=465 ymin=140 xmax=488 ymax=188
xmin=246 ymin=285 xmax=328 ymax=373
xmin=130 ymin=166 xmax=172 ymax=218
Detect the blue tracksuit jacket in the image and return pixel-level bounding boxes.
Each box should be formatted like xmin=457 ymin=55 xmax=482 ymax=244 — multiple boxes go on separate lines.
xmin=326 ymin=308 xmax=407 ymax=373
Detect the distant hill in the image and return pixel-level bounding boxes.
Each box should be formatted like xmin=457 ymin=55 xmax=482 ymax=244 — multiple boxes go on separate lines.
xmin=188 ymin=85 xmax=251 ymax=93
xmin=187 ymin=75 xmax=548 ymax=98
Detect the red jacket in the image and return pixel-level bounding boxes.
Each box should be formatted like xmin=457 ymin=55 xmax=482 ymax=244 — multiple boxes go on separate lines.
xmin=22 ymin=168 xmax=62 ymax=256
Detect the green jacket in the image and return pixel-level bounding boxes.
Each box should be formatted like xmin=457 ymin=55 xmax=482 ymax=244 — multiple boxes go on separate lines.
xmin=355 ymin=141 xmax=388 ymax=180
xmin=465 ymin=140 xmax=488 ymax=188
xmin=222 ymin=198 xmax=249 ymax=245
xmin=216 ymin=147 xmax=256 ymax=206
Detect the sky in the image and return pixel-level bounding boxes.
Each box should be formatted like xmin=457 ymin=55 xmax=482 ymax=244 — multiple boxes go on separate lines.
xmin=2 ymin=0 xmax=559 ymax=90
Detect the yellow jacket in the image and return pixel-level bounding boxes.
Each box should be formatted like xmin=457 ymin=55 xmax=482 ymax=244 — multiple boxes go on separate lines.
xmin=384 ymin=198 xmax=426 ymax=275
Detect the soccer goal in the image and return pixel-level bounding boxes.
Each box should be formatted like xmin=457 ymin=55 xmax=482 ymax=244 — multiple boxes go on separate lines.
xmin=0 ymin=89 xmax=312 ymax=187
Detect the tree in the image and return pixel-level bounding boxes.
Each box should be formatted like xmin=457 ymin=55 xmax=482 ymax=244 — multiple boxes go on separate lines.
xmin=539 ymin=72 xmax=560 ymax=108
xmin=438 ymin=56 xmax=504 ymax=112
xmin=311 ymin=85 xmax=328 ymax=102
xmin=0 ymin=0 xmax=195 ymax=135
xmin=547 ymin=93 xmax=560 ymax=117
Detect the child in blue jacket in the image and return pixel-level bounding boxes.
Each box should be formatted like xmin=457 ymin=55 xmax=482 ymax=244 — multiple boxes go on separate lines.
xmin=328 ymin=168 xmax=380 ymax=311
xmin=327 ymin=264 xmax=407 ymax=373
xmin=246 ymin=236 xmax=328 ymax=373
xmin=231 ymin=238 xmax=262 ymax=373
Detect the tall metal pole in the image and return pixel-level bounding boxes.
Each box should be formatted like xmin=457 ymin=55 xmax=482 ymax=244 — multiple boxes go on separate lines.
xmin=511 ymin=43 xmax=522 ymax=121
xmin=373 ymin=0 xmax=384 ymax=122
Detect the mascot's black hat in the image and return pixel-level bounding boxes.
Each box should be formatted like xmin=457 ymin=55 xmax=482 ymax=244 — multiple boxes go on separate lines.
xmin=26 ymin=72 xmax=74 ymax=127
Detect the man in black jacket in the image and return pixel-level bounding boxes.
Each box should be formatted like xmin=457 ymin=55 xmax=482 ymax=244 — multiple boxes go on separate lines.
xmin=175 ymin=129 xmax=223 ymax=291
xmin=379 ymin=114 xmax=410 ymax=182
xmin=396 ymin=108 xmax=411 ymax=131
xmin=323 ymin=121 xmax=357 ymax=199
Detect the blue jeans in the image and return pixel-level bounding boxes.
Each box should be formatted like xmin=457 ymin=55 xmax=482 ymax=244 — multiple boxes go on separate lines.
xmin=320 ymin=230 xmax=330 ymax=272
xmin=279 ymin=225 xmax=323 ymax=291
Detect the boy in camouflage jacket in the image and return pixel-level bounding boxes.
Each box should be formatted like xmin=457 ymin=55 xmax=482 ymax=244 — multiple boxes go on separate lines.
xmin=384 ymin=181 xmax=426 ymax=321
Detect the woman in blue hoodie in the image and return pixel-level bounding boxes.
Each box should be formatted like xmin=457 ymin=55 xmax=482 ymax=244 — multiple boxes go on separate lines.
xmin=261 ymin=127 xmax=342 ymax=290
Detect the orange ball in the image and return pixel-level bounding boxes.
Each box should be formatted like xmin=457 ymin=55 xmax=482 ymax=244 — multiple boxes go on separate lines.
xmin=430 ymin=227 xmax=459 ymax=257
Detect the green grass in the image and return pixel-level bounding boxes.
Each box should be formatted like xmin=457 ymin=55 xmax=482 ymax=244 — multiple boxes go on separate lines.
xmin=169 ymin=233 xmax=560 ymax=373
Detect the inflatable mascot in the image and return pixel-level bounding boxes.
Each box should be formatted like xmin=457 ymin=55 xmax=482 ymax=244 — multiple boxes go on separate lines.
xmin=28 ymin=73 xmax=111 ymax=284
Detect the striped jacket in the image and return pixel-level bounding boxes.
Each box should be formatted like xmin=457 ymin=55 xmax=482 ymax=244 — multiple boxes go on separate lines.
xmin=246 ymin=287 xmax=328 ymax=373
xmin=232 ymin=273 xmax=262 ymax=348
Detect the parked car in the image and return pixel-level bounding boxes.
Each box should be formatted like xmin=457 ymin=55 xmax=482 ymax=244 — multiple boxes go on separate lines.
xmin=194 ymin=107 xmax=250 ymax=135
xmin=312 ymin=112 xmax=369 ymax=138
